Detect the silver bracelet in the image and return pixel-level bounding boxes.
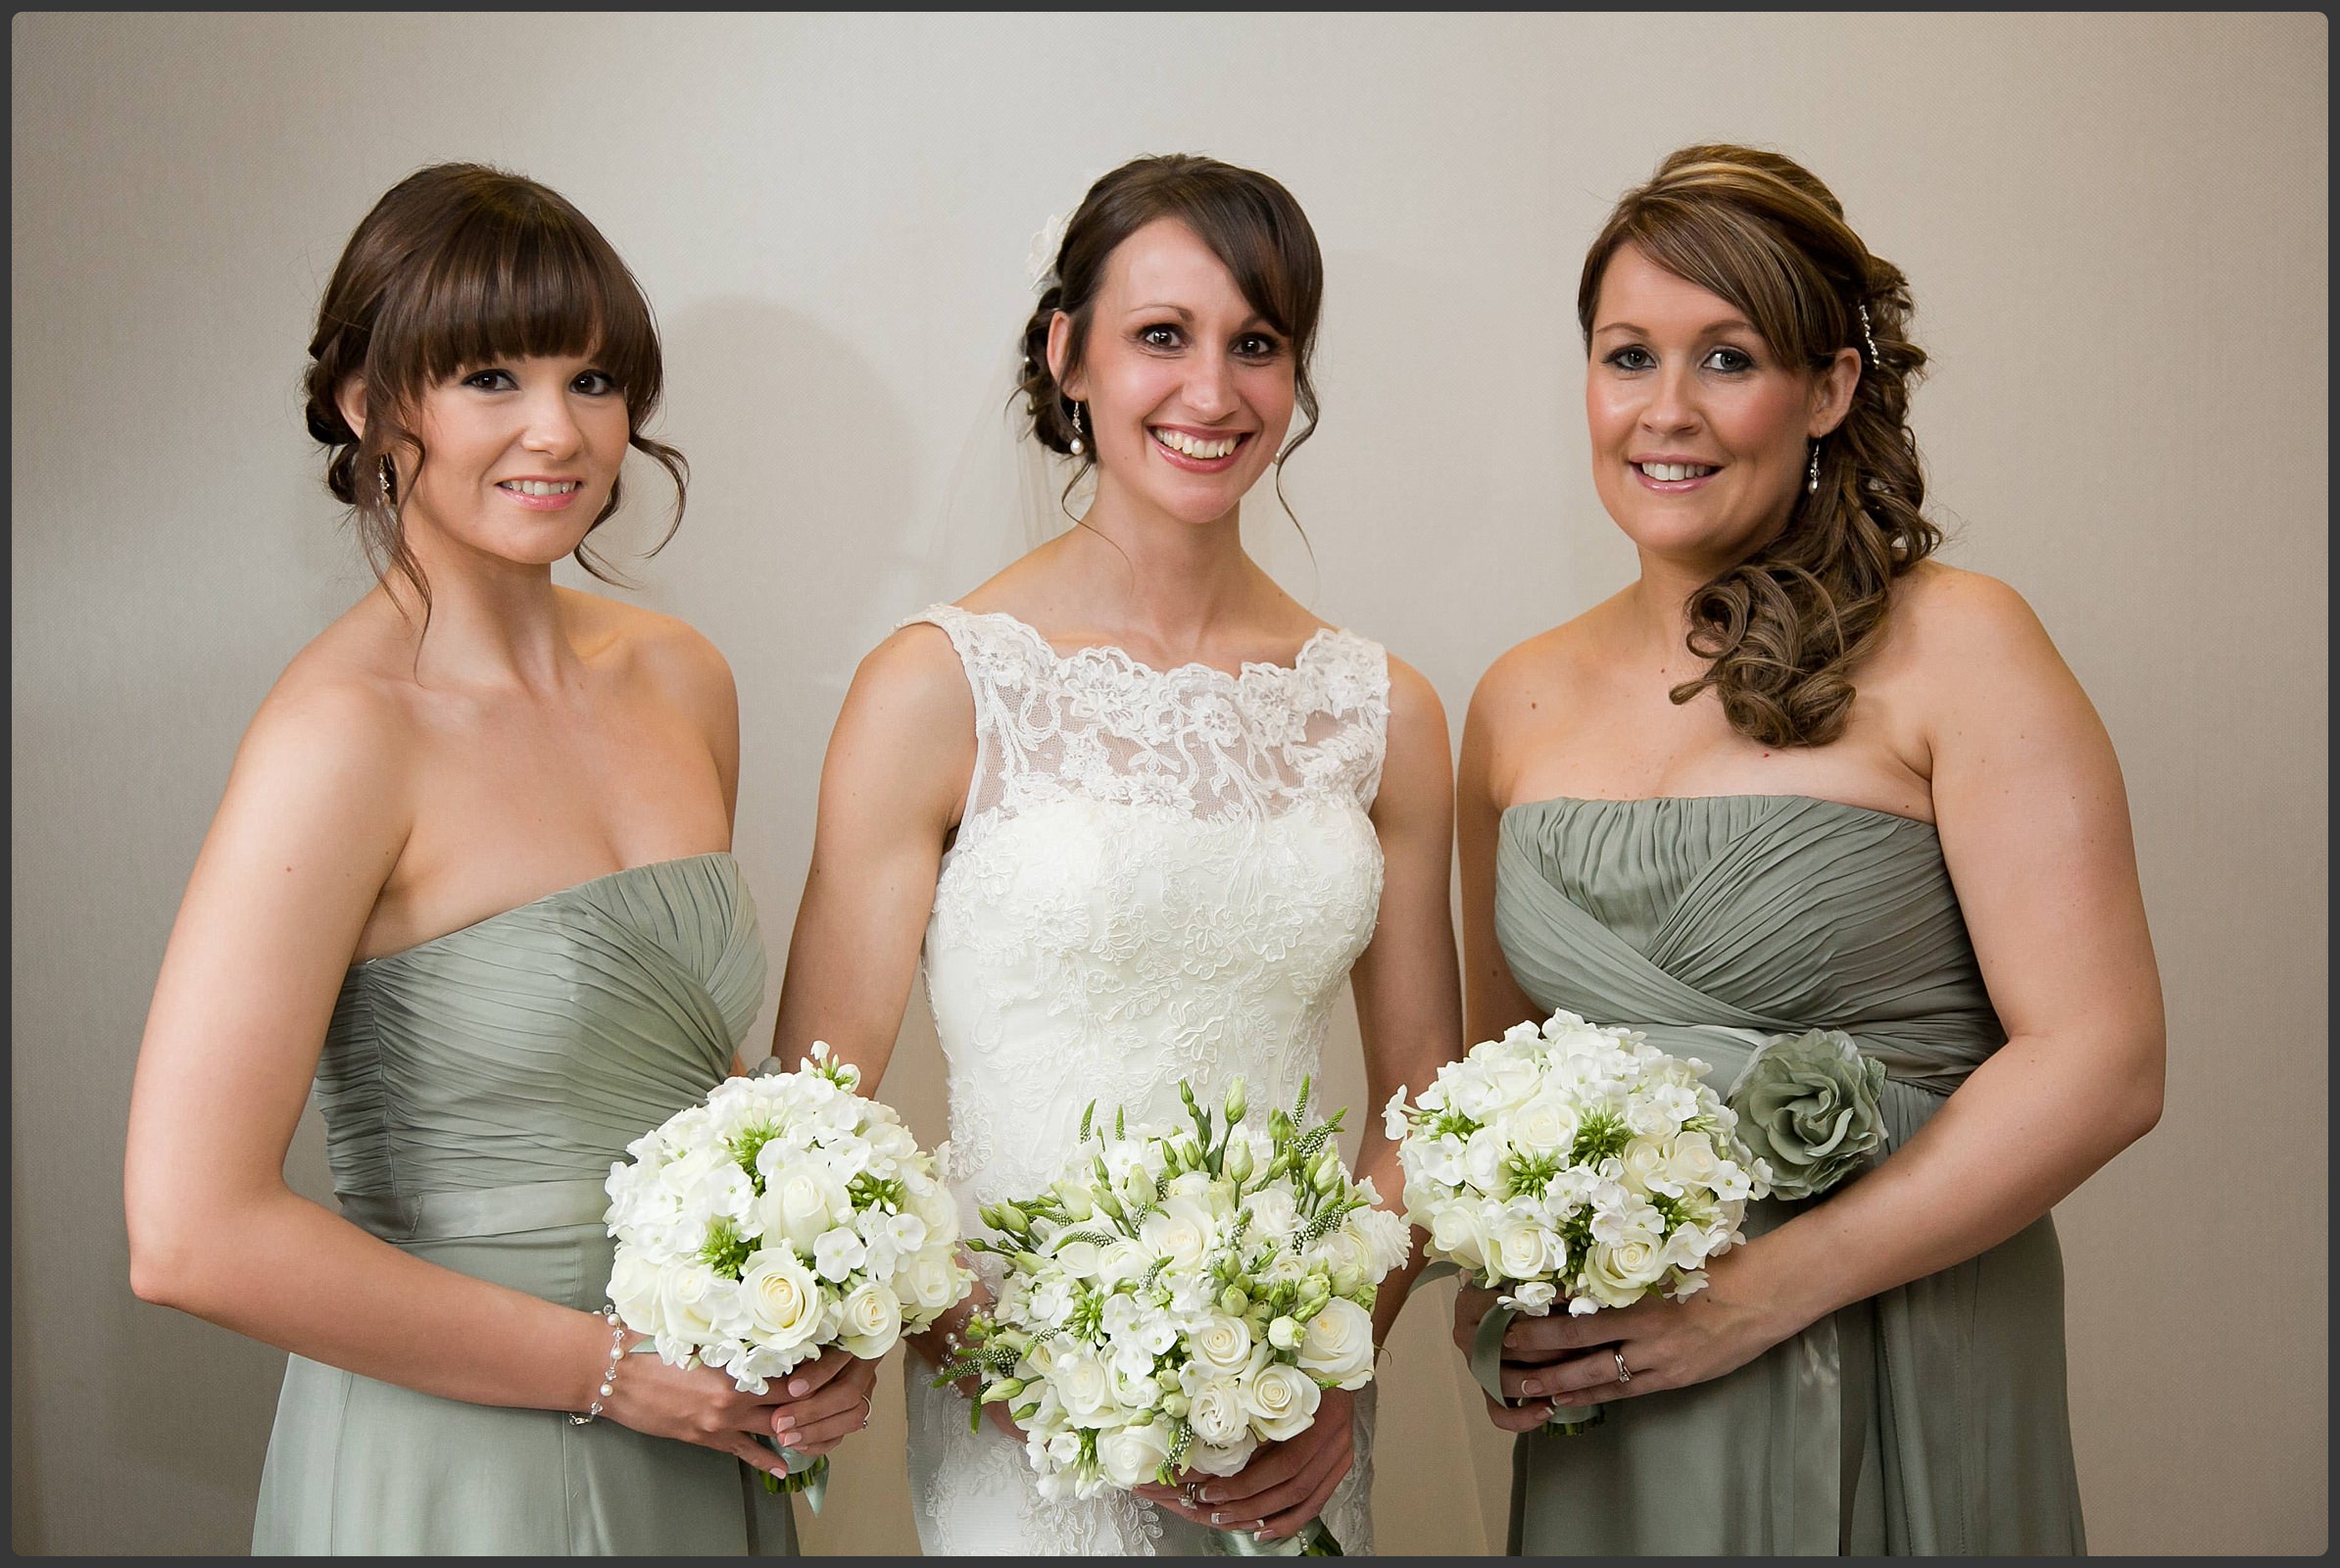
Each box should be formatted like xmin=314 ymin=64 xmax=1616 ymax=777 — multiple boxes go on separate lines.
xmin=568 ymin=1306 xmax=626 ymax=1425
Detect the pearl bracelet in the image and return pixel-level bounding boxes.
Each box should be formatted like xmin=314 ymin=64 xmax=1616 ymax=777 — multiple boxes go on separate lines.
xmin=568 ymin=1306 xmax=626 ymax=1425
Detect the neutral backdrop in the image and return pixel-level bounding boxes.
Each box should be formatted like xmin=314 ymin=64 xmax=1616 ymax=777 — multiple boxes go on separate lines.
xmin=11 ymin=11 xmax=2326 ymax=1557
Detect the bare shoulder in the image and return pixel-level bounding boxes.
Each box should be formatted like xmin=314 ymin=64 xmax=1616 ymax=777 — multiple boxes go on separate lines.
xmin=565 ymin=589 xmax=737 ymax=709
xmin=1382 ymin=653 xmax=1451 ymax=742
xmin=852 ymin=616 xmax=975 ymax=717
xmin=1883 ymin=562 xmax=2073 ymax=697
xmin=1466 ymin=605 xmax=1610 ymax=738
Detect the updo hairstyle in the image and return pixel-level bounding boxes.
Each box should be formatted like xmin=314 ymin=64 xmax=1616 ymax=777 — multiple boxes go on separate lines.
xmin=303 ymin=163 xmax=686 ymax=616
xmin=1017 ymin=155 xmax=1325 ymax=483
xmin=1580 ymin=143 xmax=1941 ymax=749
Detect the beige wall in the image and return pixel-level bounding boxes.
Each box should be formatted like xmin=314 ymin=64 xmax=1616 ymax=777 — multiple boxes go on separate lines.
xmin=11 ymin=11 xmax=2324 ymax=1555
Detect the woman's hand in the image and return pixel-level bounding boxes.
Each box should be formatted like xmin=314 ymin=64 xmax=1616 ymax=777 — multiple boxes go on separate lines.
xmin=1136 ymin=1386 xmax=1355 ymax=1544
xmin=768 ymin=1346 xmax=881 ymax=1457
xmin=1453 ymin=1250 xmax=1804 ymax=1424
xmin=601 ymin=1337 xmax=796 ymax=1480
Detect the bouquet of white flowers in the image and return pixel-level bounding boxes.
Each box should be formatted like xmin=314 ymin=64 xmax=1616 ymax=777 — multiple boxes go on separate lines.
xmin=938 ymin=1077 xmax=1408 ymax=1555
xmin=602 ymin=1043 xmax=974 ymax=1498
xmin=1386 ymin=1010 xmax=1771 ymax=1433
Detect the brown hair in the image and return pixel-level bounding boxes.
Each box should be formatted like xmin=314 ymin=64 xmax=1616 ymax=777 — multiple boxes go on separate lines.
xmin=1016 ymin=154 xmax=1324 ymax=513
xmin=1579 ymin=143 xmax=1940 ymax=748
xmin=302 ymin=163 xmax=685 ymax=620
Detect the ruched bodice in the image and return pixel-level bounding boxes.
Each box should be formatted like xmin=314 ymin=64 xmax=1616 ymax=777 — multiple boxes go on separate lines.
xmin=1492 ymin=795 xmax=2082 ymax=1556
xmin=254 ymin=854 xmax=795 ymax=1555
xmin=1497 ymin=794 xmax=2002 ymax=1098
xmin=320 ymin=852 xmax=767 ymax=1215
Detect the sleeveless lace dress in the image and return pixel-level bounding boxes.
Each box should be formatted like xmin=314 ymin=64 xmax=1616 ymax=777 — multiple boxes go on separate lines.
xmin=897 ymin=604 xmax=1389 ymax=1555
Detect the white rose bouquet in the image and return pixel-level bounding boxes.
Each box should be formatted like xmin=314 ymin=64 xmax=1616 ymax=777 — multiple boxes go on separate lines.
xmin=938 ymin=1077 xmax=1406 ymax=1556
xmin=1387 ymin=1009 xmax=1771 ymax=1433
xmin=602 ymin=1042 xmax=974 ymax=1499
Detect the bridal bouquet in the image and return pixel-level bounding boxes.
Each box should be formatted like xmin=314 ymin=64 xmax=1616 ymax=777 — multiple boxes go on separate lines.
xmin=602 ymin=1042 xmax=974 ymax=1497
xmin=939 ymin=1077 xmax=1408 ymax=1555
xmin=1386 ymin=1010 xmax=1770 ymax=1433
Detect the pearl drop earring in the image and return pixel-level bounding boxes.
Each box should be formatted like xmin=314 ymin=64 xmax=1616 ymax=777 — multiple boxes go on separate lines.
xmin=1807 ymin=443 xmax=1822 ymax=495
xmin=1068 ymin=401 xmax=1086 ymax=457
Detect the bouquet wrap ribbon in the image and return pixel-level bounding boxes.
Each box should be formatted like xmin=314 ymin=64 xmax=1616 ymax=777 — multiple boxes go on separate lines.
xmin=1421 ymin=1262 xmax=1603 ymax=1437
xmin=761 ymin=1438 xmax=828 ymax=1512
xmin=1209 ymin=1518 xmax=1341 ymax=1556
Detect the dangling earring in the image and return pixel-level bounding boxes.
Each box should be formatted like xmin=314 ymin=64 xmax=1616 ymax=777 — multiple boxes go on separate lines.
xmin=1806 ymin=442 xmax=1822 ymax=495
xmin=377 ymin=454 xmax=399 ymax=511
xmin=1067 ymin=401 xmax=1086 ymax=457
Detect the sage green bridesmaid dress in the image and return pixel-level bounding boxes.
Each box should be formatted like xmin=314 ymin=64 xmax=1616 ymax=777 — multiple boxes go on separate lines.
xmin=1493 ymin=796 xmax=2084 ymax=1555
xmin=251 ymin=853 xmax=797 ymax=1555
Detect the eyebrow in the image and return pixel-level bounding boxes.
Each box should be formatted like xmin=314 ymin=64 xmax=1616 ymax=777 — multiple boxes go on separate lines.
xmin=1122 ymin=301 xmax=1278 ymax=332
xmin=1593 ymin=318 xmax=1758 ymax=338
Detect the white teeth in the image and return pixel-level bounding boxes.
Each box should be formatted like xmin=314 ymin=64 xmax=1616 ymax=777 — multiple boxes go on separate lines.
xmin=1636 ymin=462 xmax=1716 ymax=482
xmin=501 ymin=479 xmax=580 ymax=497
xmin=1151 ymin=428 xmax=1241 ymax=461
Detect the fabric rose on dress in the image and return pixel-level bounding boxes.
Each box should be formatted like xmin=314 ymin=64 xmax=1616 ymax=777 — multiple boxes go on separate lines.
xmin=1727 ymin=1028 xmax=1888 ymax=1200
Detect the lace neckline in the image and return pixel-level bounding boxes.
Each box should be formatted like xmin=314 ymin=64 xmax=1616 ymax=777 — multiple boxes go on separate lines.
xmin=938 ymin=603 xmax=1346 ymax=686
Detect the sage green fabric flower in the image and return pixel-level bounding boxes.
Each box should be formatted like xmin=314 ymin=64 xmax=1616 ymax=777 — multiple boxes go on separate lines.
xmin=1727 ymin=1029 xmax=1888 ymax=1200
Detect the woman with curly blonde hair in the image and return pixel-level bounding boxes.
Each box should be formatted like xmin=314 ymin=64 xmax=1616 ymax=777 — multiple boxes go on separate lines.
xmin=1451 ymin=144 xmax=2163 ymax=1553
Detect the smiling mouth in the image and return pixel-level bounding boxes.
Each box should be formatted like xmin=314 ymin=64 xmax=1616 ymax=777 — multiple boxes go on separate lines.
xmin=498 ymin=479 xmax=582 ymax=497
xmin=1633 ymin=462 xmax=1718 ymax=481
xmin=1149 ymin=427 xmax=1249 ymax=462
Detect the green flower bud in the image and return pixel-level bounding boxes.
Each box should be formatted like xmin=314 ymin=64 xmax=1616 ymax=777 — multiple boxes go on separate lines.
xmin=1224 ymin=1081 xmax=1248 ymax=1126
xmin=1219 ymin=1285 xmax=1249 ymax=1316
xmin=1225 ymin=1139 xmax=1254 ymax=1184
xmin=1332 ymin=1263 xmax=1366 ymax=1297
xmin=1125 ymin=1166 xmax=1157 ymax=1207
xmin=981 ymin=1378 xmax=1025 ymax=1404
xmin=1311 ymin=1150 xmax=1342 ymax=1194
xmin=1160 ymin=1392 xmax=1190 ymax=1420
xmin=1267 ymin=1314 xmax=1303 ymax=1350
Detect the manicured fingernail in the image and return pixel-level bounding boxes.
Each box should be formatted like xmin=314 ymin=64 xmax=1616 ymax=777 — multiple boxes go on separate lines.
xmin=1199 ymin=1488 xmax=1222 ymax=1504
xmin=1211 ymin=1513 xmax=1225 ymax=1525
xmin=789 ymin=1379 xmax=810 ymax=1396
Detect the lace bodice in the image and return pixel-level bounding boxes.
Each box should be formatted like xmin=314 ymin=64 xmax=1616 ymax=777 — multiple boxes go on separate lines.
xmin=900 ymin=602 xmax=1389 ymax=1554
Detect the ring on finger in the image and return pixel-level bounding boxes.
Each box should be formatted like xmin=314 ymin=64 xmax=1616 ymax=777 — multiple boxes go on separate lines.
xmin=1612 ymin=1348 xmax=1633 ymax=1384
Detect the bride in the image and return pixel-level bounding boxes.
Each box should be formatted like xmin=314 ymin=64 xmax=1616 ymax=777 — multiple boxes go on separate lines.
xmin=769 ymin=153 xmax=1460 ymax=1553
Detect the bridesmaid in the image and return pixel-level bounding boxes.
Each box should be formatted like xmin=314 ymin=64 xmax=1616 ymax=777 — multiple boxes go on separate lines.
xmin=123 ymin=164 xmax=872 ymax=1553
xmin=1452 ymin=144 xmax=2165 ymax=1553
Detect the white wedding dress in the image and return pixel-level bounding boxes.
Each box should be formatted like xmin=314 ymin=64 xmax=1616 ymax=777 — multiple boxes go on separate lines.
xmin=899 ymin=603 xmax=1389 ymax=1555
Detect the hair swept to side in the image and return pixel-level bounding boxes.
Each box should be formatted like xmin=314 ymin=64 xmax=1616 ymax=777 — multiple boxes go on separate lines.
xmin=1580 ymin=142 xmax=1940 ymax=749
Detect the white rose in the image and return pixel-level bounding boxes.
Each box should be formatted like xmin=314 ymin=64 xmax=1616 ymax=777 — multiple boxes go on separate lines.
xmin=1618 ymin=1136 xmax=1671 ymax=1195
xmin=1581 ymin=1240 xmax=1660 ymax=1308
xmin=1049 ymin=1348 xmax=1114 ymax=1421
xmin=1183 ymin=1433 xmax=1260 ymax=1477
xmin=1097 ymin=1240 xmax=1151 ymax=1288
xmin=608 ymin=1250 xmax=664 ymax=1337
xmin=837 ymin=1281 xmax=903 ymax=1357
xmin=1190 ymin=1313 xmax=1253 ymax=1376
xmin=1097 ymin=1421 xmax=1174 ymax=1489
xmin=1240 ymin=1355 xmax=1323 ymax=1442
xmin=902 ymin=1246 xmax=968 ymax=1316
xmin=1489 ymin=1206 xmax=1555 ymax=1282
xmin=1510 ymin=1088 xmax=1577 ymax=1151
xmin=1243 ymin=1185 xmax=1299 ymax=1245
xmin=1427 ymin=1200 xmax=1490 ymax=1271
xmin=658 ymin=1263 xmax=730 ymax=1344
xmin=1186 ymin=1374 xmax=1251 ymax=1445
xmin=733 ymin=1250 xmax=826 ymax=1354
xmin=1295 ymin=1298 xmax=1375 ymax=1390
xmin=1139 ymin=1198 xmax=1214 ymax=1272
xmin=759 ymin=1165 xmax=849 ymax=1255
xmin=1662 ymin=1131 xmax=1723 ymax=1193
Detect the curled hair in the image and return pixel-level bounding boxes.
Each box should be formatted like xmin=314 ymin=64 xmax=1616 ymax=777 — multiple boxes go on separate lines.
xmin=1016 ymin=154 xmax=1324 ymax=518
xmin=303 ymin=163 xmax=686 ymax=622
xmin=1579 ymin=143 xmax=1940 ymax=748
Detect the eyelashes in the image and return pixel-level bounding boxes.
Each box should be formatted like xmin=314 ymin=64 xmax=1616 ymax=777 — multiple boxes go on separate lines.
xmin=1599 ymin=344 xmax=1758 ymax=374
xmin=1135 ymin=323 xmax=1287 ymax=362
